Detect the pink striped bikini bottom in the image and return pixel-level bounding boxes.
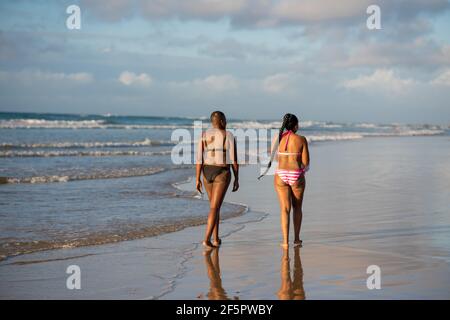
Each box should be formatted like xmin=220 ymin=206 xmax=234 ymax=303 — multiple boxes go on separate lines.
xmin=275 ymin=169 xmax=305 ymax=186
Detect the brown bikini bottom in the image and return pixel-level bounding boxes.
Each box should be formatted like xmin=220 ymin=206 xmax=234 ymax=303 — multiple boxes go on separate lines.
xmin=203 ymin=165 xmax=230 ymax=183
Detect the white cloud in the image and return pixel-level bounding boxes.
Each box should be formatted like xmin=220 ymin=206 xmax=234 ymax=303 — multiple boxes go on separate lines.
xmin=140 ymin=0 xmax=246 ymax=19
xmin=272 ymin=0 xmax=366 ymax=23
xmin=66 ymin=73 xmax=93 ymax=82
xmin=172 ymin=74 xmax=238 ymax=92
xmin=262 ymin=72 xmax=295 ymax=93
xmin=118 ymin=71 xmax=152 ymax=86
xmin=329 ymin=38 xmax=450 ymax=70
xmin=0 ymin=70 xmax=93 ymax=84
xmin=431 ymin=69 xmax=450 ymax=86
xmin=341 ymin=69 xmax=415 ymax=93
xmin=82 ymin=0 xmax=450 ymax=28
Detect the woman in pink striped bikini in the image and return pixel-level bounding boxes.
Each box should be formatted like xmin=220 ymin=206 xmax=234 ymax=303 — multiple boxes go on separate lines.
xmin=263 ymin=113 xmax=310 ymax=248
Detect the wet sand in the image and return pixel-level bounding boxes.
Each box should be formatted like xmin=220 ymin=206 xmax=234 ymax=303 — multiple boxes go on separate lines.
xmin=1 ymin=136 xmax=449 ymax=299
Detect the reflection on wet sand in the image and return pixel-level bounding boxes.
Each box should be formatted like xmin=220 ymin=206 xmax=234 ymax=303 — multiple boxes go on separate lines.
xmin=203 ymin=248 xmax=230 ymax=300
xmin=277 ymin=247 xmax=305 ymax=300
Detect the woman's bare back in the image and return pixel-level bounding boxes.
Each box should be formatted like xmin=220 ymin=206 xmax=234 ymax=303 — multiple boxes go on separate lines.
xmin=276 ymin=133 xmax=309 ymax=170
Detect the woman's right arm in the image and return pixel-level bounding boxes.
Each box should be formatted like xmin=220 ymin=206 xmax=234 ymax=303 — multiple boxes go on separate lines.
xmin=232 ymin=137 xmax=239 ymax=192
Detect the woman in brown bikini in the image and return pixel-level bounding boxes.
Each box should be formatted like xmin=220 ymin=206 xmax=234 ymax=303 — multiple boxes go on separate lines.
xmin=196 ymin=111 xmax=239 ymax=249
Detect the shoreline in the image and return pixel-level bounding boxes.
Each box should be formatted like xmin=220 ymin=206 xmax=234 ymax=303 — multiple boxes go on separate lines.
xmin=0 ymin=183 xmax=266 ymax=299
xmin=0 ymin=167 xmax=248 ymax=263
xmin=0 ymin=164 xmax=265 ymax=299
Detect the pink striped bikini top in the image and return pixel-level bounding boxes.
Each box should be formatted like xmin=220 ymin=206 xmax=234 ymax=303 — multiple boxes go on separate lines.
xmin=278 ymin=130 xmax=301 ymax=156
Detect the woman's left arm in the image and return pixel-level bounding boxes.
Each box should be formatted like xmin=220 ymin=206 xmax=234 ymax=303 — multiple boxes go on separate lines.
xmin=196 ymin=133 xmax=204 ymax=193
xmin=301 ymin=136 xmax=310 ymax=169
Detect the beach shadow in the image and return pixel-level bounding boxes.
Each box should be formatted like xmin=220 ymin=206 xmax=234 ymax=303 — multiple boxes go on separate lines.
xmin=277 ymin=246 xmax=306 ymax=300
xmin=202 ymin=248 xmax=232 ymax=300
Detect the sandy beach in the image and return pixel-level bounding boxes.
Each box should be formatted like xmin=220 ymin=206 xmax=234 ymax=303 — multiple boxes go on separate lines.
xmin=1 ymin=136 xmax=449 ymax=299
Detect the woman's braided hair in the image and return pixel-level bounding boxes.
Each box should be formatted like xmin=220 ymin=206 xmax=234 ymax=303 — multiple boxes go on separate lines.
xmin=258 ymin=113 xmax=299 ymax=179
xmin=278 ymin=113 xmax=299 ymax=143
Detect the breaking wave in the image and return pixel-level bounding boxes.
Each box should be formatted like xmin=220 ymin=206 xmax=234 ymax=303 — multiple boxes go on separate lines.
xmin=0 ymin=138 xmax=174 ymax=149
xmin=0 ymin=150 xmax=172 ymax=158
xmin=1 ymin=167 xmax=165 ymax=184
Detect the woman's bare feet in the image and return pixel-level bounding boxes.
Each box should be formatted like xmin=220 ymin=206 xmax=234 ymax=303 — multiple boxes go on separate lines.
xmin=280 ymin=242 xmax=289 ymax=248
xmin=212 ymin=238 xmax=222 ymax=247
xmin=202 ymin=240 xmax=216 ymax=249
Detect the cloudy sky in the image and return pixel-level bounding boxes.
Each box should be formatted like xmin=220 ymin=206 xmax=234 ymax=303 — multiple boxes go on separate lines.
xmin=0 ymin=0 xmax=450 ymax=123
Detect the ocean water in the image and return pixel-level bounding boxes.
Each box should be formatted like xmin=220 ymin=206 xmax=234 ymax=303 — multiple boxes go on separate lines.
xmin=0 ymin=112 xmax=449 ymax=261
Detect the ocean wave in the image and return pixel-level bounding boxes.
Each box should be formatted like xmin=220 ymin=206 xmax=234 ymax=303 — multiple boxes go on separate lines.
xmin=307 ymin=133 xmax=364 ymax=142
xmin=0 ymin=138 xmax=174 ymax=149
xmin=1 ymin=118 xmax=447 ymax=133
xmin=354 ymin=123 xmax=381 ymax=129
xmin=364 ymin=129 xmax=445 ymax=137
xmin=0 ymin=118 xmax=384 ymax=131
xmin=0 ymin=119 xmax=194 ymax=129
xmin=2 ymin=167 xmax=165 ymax=184
xmin=227 ymin=120 xmax=329 ymax=129
xmin=321 ymin=123 xmax=343 ymax=128
xmin=228 ymin=121 xmax=281 ymax=129
xmin=1 ymin=130 xmax=444 ymax=158
xmin=0 ymin=150 xmax=173 ymax=158
xmin=0 ymin=119 xmax=108 ymax=129
xmin=306 ymin=129 xmax=444 ymax=142
xmin=257 ymin=128 xmax=444 ymax=144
